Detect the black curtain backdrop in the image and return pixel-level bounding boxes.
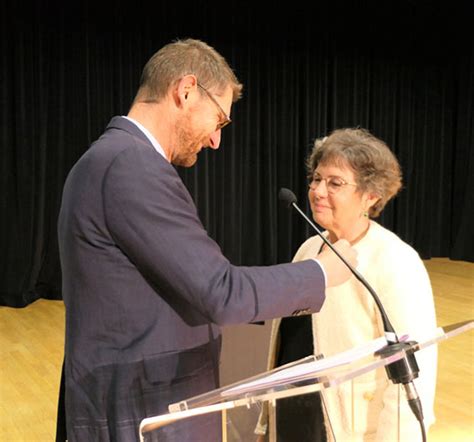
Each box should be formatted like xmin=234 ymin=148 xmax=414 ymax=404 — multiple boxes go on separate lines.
xmin=1 ymin=1 xmax=473 ymax=307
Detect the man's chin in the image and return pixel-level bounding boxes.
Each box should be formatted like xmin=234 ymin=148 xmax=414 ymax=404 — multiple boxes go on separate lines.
xmin=173 ymin=154 xmax=198 ymax=168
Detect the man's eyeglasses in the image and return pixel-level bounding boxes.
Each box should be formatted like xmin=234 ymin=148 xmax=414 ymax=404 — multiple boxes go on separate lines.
xmin=308 ymin=175 xmax=358 ymax=194
xmin=197 ymin=83 xmax=232 ymax=130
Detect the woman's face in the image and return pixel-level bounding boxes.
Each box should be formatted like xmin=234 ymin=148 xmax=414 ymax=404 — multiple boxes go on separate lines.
xmin=308 ymin=161 xmax=376 ymax=236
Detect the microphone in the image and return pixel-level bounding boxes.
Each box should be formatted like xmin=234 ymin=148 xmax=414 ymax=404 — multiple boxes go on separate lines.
xmin=278 ymin=187 xmax=426 ymax=437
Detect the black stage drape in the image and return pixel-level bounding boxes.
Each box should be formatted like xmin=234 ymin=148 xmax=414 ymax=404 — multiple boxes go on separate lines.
xmin=1 ymin=1 xmax=472 ymax=307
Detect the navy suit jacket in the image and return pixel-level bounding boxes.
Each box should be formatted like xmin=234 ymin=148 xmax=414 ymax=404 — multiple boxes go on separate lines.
xmin=57 ymin=116 xmax=326 ymax=441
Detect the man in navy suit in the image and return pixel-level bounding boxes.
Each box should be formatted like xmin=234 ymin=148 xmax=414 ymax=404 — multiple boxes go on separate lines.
xmin=57 ymin=38 xmax=357 ymax=441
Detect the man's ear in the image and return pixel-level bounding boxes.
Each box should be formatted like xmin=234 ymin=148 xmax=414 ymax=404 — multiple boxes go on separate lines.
xmin=175 ymin=74 xmax=198 ymax=106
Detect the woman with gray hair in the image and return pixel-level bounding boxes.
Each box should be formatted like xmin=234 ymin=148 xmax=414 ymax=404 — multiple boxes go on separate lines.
xmin=256 ymin=128 xmax=438 ymax=441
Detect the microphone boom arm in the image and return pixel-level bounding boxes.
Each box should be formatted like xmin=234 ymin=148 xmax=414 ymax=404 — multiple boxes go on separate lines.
xmin=291 ymin=202 xmax=399 ymax=342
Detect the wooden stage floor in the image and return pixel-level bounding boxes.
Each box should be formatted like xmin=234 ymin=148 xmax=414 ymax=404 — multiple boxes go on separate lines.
xmin=0 ymin=257 xmax=472 ymax=441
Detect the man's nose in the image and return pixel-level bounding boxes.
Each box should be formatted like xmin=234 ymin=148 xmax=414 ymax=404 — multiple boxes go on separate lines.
xmin=208 ymin=130 xmax=221 ymax=149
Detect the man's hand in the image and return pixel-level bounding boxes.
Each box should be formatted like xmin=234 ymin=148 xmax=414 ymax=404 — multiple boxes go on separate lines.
xmin=316 ymin=239 xmax=357 ymax=287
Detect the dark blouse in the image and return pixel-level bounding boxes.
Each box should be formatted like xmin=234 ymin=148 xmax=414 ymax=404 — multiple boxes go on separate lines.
xmin=275 ymin=315 xmax=327 ymax=442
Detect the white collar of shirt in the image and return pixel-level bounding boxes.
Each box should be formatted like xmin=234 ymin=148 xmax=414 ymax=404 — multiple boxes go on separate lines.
xmin=122 ymin=116 xmax=169 ymax=162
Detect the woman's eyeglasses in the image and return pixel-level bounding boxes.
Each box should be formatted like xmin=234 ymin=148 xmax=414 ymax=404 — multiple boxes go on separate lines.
xmin=308 ymin=175 xmax=358 ymax=194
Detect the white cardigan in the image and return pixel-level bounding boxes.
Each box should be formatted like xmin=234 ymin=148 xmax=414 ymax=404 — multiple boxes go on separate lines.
xmin=257 ymin=221 xmax=438 ymax=441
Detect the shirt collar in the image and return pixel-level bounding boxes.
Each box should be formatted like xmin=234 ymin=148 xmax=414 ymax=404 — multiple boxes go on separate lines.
xmin=122 ymin=116 xmax=169 ymax=162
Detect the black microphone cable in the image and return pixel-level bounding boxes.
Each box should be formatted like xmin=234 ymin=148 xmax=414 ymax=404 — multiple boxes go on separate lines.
xmin=279 ymin=187 xmax=426 ymax=441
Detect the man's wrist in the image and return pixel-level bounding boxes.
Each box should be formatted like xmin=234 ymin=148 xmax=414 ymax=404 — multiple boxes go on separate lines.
xmin=312 ymin=258 xmax=327 ymax=287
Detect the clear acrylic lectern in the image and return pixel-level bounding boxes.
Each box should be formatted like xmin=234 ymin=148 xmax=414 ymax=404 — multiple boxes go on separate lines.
xmin=139 ymin=319 xmax=472 ymax=441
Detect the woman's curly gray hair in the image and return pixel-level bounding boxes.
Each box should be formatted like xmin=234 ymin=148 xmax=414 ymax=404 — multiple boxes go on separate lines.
xmin=306 ymin=128 xmax=402 ymax=217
